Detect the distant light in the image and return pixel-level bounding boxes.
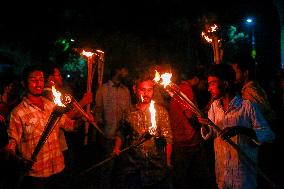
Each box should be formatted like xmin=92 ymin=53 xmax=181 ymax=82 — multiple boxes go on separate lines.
xmin=67 ymin=74 xmax=71 ymax=78
xmin=246 ymin=18 xmax=253 ymax=23
xmin=70 ymin=39 xmax=75 ymax=42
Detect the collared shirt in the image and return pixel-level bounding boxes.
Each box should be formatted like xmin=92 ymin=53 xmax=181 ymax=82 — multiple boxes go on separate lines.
xmin=117 ymin=104 xmax=172 ymax=185
xmin=169 ymin=81 xmax=202 ymax=146
xmin=205 ymin=95 xmax=275 ymax=189
xmin=242 ymin=80 xmax=275 ymax=123
xmin=7 ymin=97 xmax=76 ymax=178
xmin=95 ymin=80 xmax=131 ymax=139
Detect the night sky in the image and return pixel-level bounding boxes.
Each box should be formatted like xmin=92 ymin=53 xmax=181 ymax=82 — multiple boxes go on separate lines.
xmin=0 ymin=1 xmax=280 ymax=70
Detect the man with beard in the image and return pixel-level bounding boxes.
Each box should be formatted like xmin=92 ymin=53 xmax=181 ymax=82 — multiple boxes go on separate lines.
xmin=94 ymin=64 xmax=131 ymax=189
xmin=112 ymin=72 xmax=173 ymax=189
xmin=197 ymin=63 xmax=275 ymax=189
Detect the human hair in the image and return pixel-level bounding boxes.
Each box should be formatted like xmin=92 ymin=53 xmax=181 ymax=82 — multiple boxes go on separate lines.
xmin=229 ymin=52 xmax=256 ymax=80
xmin=207 ymin=63 xmax=236 ymax=85
xmin=133 ymin=70 xmax=154 ymax=88
xmin=22 ymin=65 xmax=45 ymax=86
xmin=44 ymin=64 xmax=60 ymax=78
xmin=180 ymin=65 xmax=208 ymax=81
xmin=109 ymin=63 xmax=128 ymax=78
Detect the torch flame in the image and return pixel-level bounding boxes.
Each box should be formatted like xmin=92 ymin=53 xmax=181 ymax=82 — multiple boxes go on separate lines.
xmin=52 ymin=86 xmax=66 ymax=107
xmin=153 ymin=70 xmax=172 ymax=88
xmin=82 ymin=50 xmax=94 ymax=57
xmin=153 ymin=70 xmax=161 ymax=83
xmin=95 ymin=49 xmax=104 ymax=54
xmin=201 ymin=24 xmax=220 ymax=43
xmin=149 ymin=100 xmax=156 ymax=135
xmin=160 ymin=73 xmax=172 ymax=88
xmin=201 ymin=32 xmax=213 ymax=43
xmin=208 ymin=24 xmax=218 ymax=33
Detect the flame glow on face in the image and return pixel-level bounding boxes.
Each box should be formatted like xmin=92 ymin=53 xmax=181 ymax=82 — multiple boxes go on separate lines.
xmin=52 ymin=86 xmax=66 ymax=107
xmin=149 ymin=100 xmax=156 ymax=135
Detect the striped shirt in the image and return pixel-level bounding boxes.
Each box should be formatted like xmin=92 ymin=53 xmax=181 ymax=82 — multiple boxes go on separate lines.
xmin=204 ymin=95 xmax=275 ymax=189
xmin=7 ymin=97 xmax=75 ymax=178
xmin=95 ymin=80 xmax=131 ymax=139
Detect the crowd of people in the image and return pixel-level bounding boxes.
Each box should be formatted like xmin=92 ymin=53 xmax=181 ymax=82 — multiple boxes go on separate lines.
xmin=0 ymin=51 xmax=282 ymax=189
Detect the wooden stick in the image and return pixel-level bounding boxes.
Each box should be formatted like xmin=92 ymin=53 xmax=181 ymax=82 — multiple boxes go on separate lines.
xmin=165 ymin=83 xmax=279 ymax=189
xmin=84 ymin=56 xmax=95 ymax=145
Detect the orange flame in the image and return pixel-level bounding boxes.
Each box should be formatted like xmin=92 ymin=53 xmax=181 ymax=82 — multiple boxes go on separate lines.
xmin=207 ymin=24 xmax=218 ymax=33
xmin=52 ymin=86 xmax=66 ymax=107
xmin=153 ymin=70 xmax=172 ymax=88
xmin=201 ymin=24 xmax=220 ymax=43
xmin=201 ymin=32 xmax=213 ymax=43
xmin=95 ymin=49 xmax=104 ymax=54
xmin=82 ymin=50 xmax=94 ymax=57
xmin=149 ymin=100 xmax=156 ymax=135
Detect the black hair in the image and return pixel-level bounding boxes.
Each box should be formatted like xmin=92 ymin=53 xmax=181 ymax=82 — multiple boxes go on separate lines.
xmin=109 ymin=62 xmax=129 ymax=78
xmin=44 ymin=64 xmax=61 ymax=78
xmin=22 ymin=65 xmax=45 ymax=86
xmin=207 ymin=63 xmax=236 ymax=84
xmin=180 ymin=65 xmax=208 ymax=81
xmin=133 ymin=69 xmax=154 ymax=88
xmin=228 ymin=52 xmax=256 ymax=80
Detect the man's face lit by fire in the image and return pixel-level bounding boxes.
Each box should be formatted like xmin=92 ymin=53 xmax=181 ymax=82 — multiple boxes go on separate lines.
xmin=27 ymin=70 xmax=45 ymax=96
xmin=207 ymin=76 xmax=226 ymax=100
xmin=136 ymin=80 xmax=154 ymax=103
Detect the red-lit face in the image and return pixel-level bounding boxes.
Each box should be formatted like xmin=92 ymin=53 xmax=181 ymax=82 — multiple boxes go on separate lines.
xmin=27 ymin=70 xmax=45 ymax=96
xmin=207 ymin=76 xmax=225 ymax=100
xmin=136 ymin=80 xmax=154 ymax=104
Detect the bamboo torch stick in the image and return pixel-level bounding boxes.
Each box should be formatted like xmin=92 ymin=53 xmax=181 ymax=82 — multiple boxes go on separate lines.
xmin=154 ymin=71 xmax=279 ymax=189
xmin=82 ymin=50 xmax=95 ymax=145
xmin=96 ymin=49 xmax=105 ymax=88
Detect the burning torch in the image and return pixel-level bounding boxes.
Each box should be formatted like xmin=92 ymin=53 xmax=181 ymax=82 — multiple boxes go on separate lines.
xmin=82 ymin=50 xmax=96 ymax=145
xmin=153 ymin=70 xmax=279 ymax=189
xmin=80 ymin=99 xmax=157 ymax=176
xmin=15 ymin=86 xmax=73 ymax=189
xmin=201 ymin=24 xmax=223 ymax=64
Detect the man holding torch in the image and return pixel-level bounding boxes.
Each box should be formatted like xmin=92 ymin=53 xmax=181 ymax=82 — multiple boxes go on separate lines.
xmin=5 ymin=65 xmax=85 ymax=189
xmin=168 ymin=66 xmax=214 ymax=189
xmin=112 ymin=72 xmax=173 ymax=189
xmin=197 ymin=63 xmax=275 ymax=189
xmin=43 ymin=64 xmax=93 ymax=178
